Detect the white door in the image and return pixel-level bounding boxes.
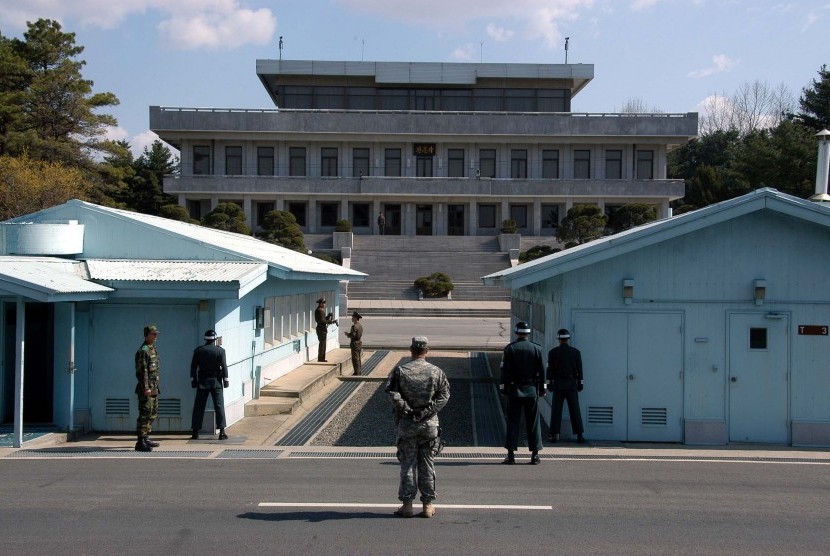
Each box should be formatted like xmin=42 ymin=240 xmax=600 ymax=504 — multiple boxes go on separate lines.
xmin=90 ymin=305 xmax=197 ymax=431
xmin=728 ymin=313 xmax=789 ymax=443
xmin=574 ymin=311 xmax=684 ymax=442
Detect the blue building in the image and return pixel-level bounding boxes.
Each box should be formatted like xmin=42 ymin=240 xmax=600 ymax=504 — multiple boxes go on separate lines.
xmin=0 ymin=201 xmax=364 ymax=445
xmin=484 ymin=189 xmax=830 ymax=446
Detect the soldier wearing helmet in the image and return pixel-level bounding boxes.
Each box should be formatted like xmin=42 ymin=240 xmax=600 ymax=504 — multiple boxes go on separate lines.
xmin=547 ymin=328 xmax=586 ymax=444
xmin=499 ymin=321 xmax=546 ymax=465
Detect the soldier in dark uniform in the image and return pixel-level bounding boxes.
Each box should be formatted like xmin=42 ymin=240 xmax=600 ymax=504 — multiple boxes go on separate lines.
xmin=135 ymin=325 xmax=161 ymax=452
xmin=344 ymin=311 xmax=363 ymax=375
xmin=385 ymin=336 xmax=450 ymax=518
xmin=190 ymin=329 xmax=229 ymax=440
xmin=500 ymin=321 xmax=545 ymax=465
xmin=314 ymin=297 xmax=336 ymax=362
xmin=547 ymin=328 xmax=586 ymax=444
xmin=377 ymin=212 xmax=386 ymax=235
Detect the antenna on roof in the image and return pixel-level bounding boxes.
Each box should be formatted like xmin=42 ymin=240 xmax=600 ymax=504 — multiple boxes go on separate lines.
xmin=480 ymin=41 xmax=484 ymax=63
xmin=279 ymin=36 xmax=284 ymax=61
xmin=564 ymin=37 xmax=570 ymax=64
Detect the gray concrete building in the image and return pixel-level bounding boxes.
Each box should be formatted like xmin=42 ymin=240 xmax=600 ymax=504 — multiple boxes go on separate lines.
xmin=150 ymin=60 xmax=698 ymax=236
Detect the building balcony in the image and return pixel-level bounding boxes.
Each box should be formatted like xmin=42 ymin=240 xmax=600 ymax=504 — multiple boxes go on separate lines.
xmin=163 ymin=175 xmax=685 ymax=200
xmin=150 ymin=106 xmax=698 ymax=143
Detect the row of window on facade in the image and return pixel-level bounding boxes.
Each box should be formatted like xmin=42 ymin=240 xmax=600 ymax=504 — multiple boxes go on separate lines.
xmin=191 ymin=146 xmax=656 ymax=181
xmin=261 ymin=290 xmax=335 ymax=349
xmin=275 ymin=85 xmax=570 ymax=113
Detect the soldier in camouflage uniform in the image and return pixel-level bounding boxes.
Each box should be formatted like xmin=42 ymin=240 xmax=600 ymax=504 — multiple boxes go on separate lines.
xmin=385 ymin=336 xmax=450 ymax=518
xmin=135 ymin=325 xmax=161 ymax=452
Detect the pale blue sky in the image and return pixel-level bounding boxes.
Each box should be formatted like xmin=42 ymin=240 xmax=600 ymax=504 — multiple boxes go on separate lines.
xmin=0 ymin=0 xmax=826 ymax=155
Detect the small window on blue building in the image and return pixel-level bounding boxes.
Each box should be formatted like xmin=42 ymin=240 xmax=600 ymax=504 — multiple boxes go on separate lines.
xmin=749 ymin=327 xmax=767 ymax=350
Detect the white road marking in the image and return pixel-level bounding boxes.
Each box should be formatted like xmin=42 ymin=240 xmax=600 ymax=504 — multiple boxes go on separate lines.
xmin=258 ymin=502 xmax=551 ymax=510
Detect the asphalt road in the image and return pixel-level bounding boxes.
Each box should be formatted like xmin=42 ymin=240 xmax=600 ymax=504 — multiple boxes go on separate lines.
xmin=357 ymin=316 xmax=511 ymax=350
xmin=2 ymin=456 xmax=829 ymax=554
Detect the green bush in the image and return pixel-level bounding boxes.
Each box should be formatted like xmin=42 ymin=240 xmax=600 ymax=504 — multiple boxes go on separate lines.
xmin=501 ymin=219 xmax=518 ymax=233
xmin=312 ymin=253 xmax=341 ymax=265
xmin=519 ymin=245 xmax=560 ymax=263
xmin=414 ymin=272 xmax=454 ymax=298
xmin=335 ymin=219 xmax=352 ymax=232
xmin=256 ymin=210 xmax=306 ymax=252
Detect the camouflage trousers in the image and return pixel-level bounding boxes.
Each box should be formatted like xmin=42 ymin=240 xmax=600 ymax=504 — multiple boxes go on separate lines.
xmin=396 ymin=422 xmax=441 ymax=502
xmin=136 ymin=394 xmax=158 ymax=438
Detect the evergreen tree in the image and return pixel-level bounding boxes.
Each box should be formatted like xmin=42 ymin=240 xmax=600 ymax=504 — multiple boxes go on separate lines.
xmin=556 ymin=205 xmax=607 ymax=247
xmin=123 ymin=140 xmax=179 ymax=215
xmin=798 ymin=65 xmax=830 ymax=131
xmin=160 ymin=204 xmax=198 ymax=224
xmin=606 ymin=204 xmax=657 ymax=234
xmin=257 ymin=210 xmax=306 ymax=251
xmin=202 ymin=202 xmax=251 ymax=235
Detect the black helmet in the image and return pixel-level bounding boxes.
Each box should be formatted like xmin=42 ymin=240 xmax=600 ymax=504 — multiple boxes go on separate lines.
xmin=515 ymin=321 xmax=531 ymax=334
xmin=557 ymin=329 xmax=571 ymax=339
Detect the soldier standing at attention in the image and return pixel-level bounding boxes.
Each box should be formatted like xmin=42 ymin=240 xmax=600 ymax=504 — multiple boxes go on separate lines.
xmin=190 ymin=329 xmax=229 ymax=440
xmin=135 ymin=325 xmax=161 ymax=452
xmin=385 ymin=336 xmax=450 ymax=518
xmin=344 ymin=311 xmax=364 ymax=375
xmin=547 ymin=328 xmax=586 ymax=444
xmin=377 ymin=212 xmax=386 ymax=235
xmin=500 ymin=321 xmax=545 ymax=465
xmin=314 ymin=297 xmax=335 ymax=362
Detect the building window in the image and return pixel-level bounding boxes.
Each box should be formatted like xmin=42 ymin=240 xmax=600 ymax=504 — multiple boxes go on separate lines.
xmin=447 ymin=149 xmax=465 ymax=178
xmin=479 ymin=204 xmax=496 ymax=228
xmin=441 ymin=89 xmax=472 ymax=111
xmin=542 ymin=204 xmax=559 ymax=228
xmin=511 ymin=149 xmax=528 ymax=179
xmin=256 ymin=201 xmax=275 ymax=227
xmin=542 ymin=149 xmax=559 ymax=179
xmin=321 ymin=147 xmax=338 ymax=177
xmin=505 ymin=89 xmax=535 ymax=112
xmin=320 ymin=202 xmax=339 ymax=227
xmin=289 ymin=147 xmax=306 ymax=177
xmin=225 ymin=146 xmax=242 ymax=175
xmin=193 ymin=146 xmax=211 ymax=175
xmin=605 ymin=149 xmax=622 ymax=180
xmin=316 ymin=86 xmax=345 ymax=109
xmin=473 ymin=89 xmax=502 ymax=111
xmin=287 ymin=201 xmax=307 ymax=227
xmin=385 ymin=148 xmax=401 ymax=177
xmin=352 ymin=203 xmax=370 ymax=227
xmin=416 ymin=156 xmax=433 ymax=177
xmin=347 ymin=87 xmax=375 ymax=110
xmin=415 ymin=89 xmax=437 ymax=110
xmin=353 ymin=148 xmax=370 ymax=178
xmin=574 ymin=149 xmax=591 ymax=179
xmin=749 ymin=327 xmax=768 ymax=350
xmin=378 ymin=89 xmax=408 ymax=110
xmin=186 ymin=199 xmax=204 ymax=220
xmin=510 ymin=205 xmax=528 ymax=228
xmin=257 ymin=147 xmax=274 ymax=176
xmin=479 ymin=149 xmax=496 ymax=178
xmin=636 ymin=150 xmax=654 ymax=179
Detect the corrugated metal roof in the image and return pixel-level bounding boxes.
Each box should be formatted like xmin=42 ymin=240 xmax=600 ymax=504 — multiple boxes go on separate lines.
xmin=65 ymin=201 xmax=365 ymax=280
xmin=0 ymin=256 xmax=113 ymax=297
xmin=85 ymin=259 xmax=267 ymax=282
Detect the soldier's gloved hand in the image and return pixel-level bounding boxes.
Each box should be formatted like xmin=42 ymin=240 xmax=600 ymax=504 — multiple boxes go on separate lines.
xmin=223 ymin=379 xmax=229 ymax=388
xmin=191 ymin=379 xmax=197 ymax=389
xmin=411 ymin=409 xmax=426 ymax=422
xmin=577 ymin=380 xmax=584 ymax=392
xmin=546 ymin=382 xmax=553 ymax=392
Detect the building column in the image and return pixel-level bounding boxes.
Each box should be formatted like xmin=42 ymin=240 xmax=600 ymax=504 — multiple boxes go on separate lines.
xmin=243 ymin=196 xmax=253 ymax=231
xmin=501 ymin=199 xmax=510 ymax=227
xmin=341 ymin=198 xmax=349 ymax=225
xmin=13 ymin=297 xmax=25 ymax=448
xmin=468 ymin=201 xmax=477 ymax=236
xmin=308 ymin=198 xmax=317 ymax=233
xmin=532 ymin=201 xmax=542 ymax=236
xmin=659 ymin=199 xmax=671 ymax=219
xmin=437 ymin=203 xmax=445 ymax=235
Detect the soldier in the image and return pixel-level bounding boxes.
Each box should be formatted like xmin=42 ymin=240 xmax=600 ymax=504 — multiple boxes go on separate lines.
xmin=314 ymin=297 xmax=336 ymax=362
xmin=377 ymin=212 xmax=386 ymax=235
xmin=134 ymin=325 xmax=161 ymax=452
xmin=385 ymin=336 xmax=450 ymax=518
xmin=190 ymin=329 xmax=229 ymax=440
xmin=344 ymin=311 xmax=364 ymax=375
xmin=547 ymin=328 xmax=586 ymax=444
xmin=500 ymin=321 xmax=545 ymax=465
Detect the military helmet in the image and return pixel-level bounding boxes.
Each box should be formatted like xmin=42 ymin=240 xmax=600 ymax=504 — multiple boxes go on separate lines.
xmin=515 ymin=321 xmax=531 ymax=334
xmin=204 ymin=329 xmax=218 ymax=340
xmin=557 ymin=328 xmax=571 ymax=339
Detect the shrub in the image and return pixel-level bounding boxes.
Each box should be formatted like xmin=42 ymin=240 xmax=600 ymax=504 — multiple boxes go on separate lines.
xmin=501 ymin=219 xmax=518 ymax=234
xmin=519 ymin=245 xmax=560 ymax=263
xmin=335 ymin=219 xmax=352 ymax=232
xmin=256 ymin=210 xmax=306 ymax=252
xmin=414 ymin=272 xmax=454 ymax=298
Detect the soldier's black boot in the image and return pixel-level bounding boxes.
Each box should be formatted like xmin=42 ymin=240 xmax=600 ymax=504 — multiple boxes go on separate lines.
xmin=501 ymin=450 xmax=515 ymax=465
xmin=145 ymin=437 xmax=160 ymax=447
xmin=577 ymin=434 xmax=586 ymax=444
xmin=135 ymin=437 xmax=152 ymax=452
xmin=530 ymin=451 xmax=541 ymax=465
xmin=218 ymin=429 xmax=228 ymax=440
xmin=190 ymin=429 xmax=199 ymax=440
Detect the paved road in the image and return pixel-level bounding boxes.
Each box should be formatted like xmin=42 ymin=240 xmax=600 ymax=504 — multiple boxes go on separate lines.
xmin=2 ymin=456 xmax=829 ymax=554
xmin=357 ymin=316 xmax=510 ymax=349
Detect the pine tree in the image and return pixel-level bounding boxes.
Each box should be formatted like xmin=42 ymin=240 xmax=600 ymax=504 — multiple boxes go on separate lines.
xmin=798 ymin=65 xmax=830 ymax=131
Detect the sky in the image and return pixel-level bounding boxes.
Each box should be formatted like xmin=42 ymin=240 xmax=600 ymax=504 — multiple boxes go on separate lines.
xmin=0 ymin=0 xmax=827 ymax=156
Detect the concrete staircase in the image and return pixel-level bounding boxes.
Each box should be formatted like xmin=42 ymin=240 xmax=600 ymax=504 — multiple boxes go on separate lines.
xmin=347 ymin=235 xmax=511 ymax=317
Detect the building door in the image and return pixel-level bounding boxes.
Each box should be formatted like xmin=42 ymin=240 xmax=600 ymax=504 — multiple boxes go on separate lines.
xmin=384 ymin=204 xmax=401 ymax=235
xmin=728 ymin=313 xmax=789 ymax=443
xmin=574 ymin=311 xmax=683 ymax=442
xmin=448 ymin=204 xmax=465 ymax=236
xmin=1 ymin=302 xmax=54 ymax=423
xmin=416 ymin=204 xmax=433 ymax=235
xmin=89 ymin=304 xmax=197 ymax=432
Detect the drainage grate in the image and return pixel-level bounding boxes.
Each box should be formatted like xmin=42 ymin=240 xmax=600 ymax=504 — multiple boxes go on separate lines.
xmin=289 ymin=451 xmax=396 ymax=458
xmin=6 ymin=449 xmax=212 ymax=458
xmin=215 ymin=449 xmax=284 ymax=459
xmin=358 ymin=350 xmax=389 ymax=376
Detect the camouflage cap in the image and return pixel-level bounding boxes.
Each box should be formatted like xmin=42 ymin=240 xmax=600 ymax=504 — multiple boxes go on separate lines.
xmin=410 ymin=336 xmax=429 ymax=350
xmin=143 ymin=324 xmax=159 ymax=336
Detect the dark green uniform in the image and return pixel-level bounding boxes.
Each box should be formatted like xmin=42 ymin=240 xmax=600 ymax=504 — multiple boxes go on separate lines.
xmin=135 ymin=342 xmax=159 ymax=439
xmin=500 ymin=337 xmax=545 ymax=453
xmin=346 ymin=320 xmax=363 ymax=374
xmin=190 ymin=342 xmax=228 ymax=431
xmin=547 ymin=343 xmax=585 ymax=436
xmin=315 ymin=305 xmax=334 ymax=362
